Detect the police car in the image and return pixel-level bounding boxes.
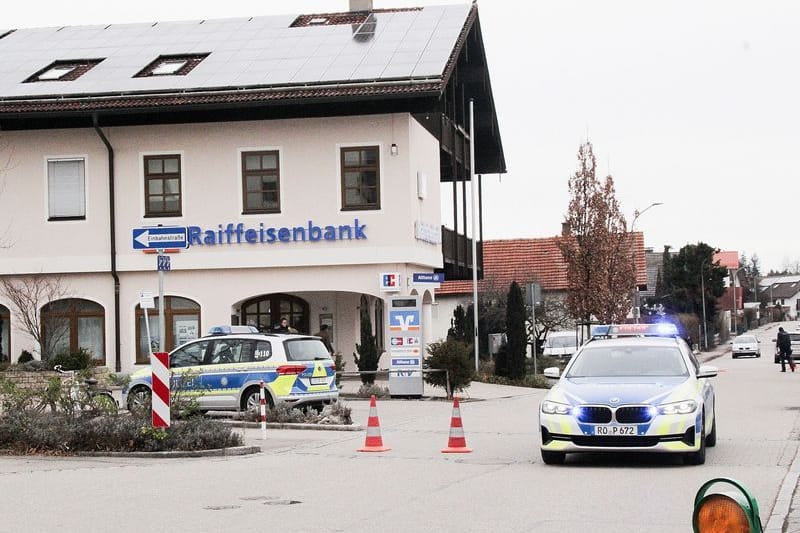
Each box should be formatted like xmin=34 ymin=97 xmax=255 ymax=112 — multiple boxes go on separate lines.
xmin=539 ymin=323 xmax=717 ymax=465
xmin=122 ymin=325 xmax=338 ymax=413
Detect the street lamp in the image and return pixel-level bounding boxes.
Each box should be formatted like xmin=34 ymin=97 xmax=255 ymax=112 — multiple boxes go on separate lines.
xmin=630 ymin=202 xmax=663 ymax=322
xmin=700 ymin=259 xmax=709 ymax=350
xmin=730 ymin=267 xmax=744 ymax=335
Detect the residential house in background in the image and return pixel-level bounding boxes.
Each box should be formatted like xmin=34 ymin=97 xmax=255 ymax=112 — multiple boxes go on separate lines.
xmin=432 ymin=233 xmax=647 ymax=342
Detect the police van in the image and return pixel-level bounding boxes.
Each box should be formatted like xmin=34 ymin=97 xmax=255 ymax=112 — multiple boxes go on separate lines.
xmin=542 ymin=331 xmax=579 ymax=359
xmin=122 ymin=325 xmax=338 ymax=413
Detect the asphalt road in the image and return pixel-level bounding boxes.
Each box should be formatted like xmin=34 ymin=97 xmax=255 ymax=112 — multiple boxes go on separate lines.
xmin=0 ymin=324 xmax=798 ymax=533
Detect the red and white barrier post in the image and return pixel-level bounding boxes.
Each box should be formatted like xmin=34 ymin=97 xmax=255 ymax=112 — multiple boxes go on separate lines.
xmin=151 ymin=351 xmax=170 ymax=428
xmin=259 ymin=379 xmax=267 ymax=440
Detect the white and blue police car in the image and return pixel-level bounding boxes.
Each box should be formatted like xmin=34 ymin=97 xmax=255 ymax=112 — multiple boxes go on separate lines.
xmin=539 ymin=323 xmax=717 ymax=465
xmin=122 ymin=325 xmax=338 ymax=413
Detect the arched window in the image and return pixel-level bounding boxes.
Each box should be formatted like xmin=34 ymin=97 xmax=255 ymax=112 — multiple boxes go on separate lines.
xmin=0 ymin=304 xmax=9 ymax=362
xmin=241 ymin=294 xmax=308 ymax=334
xmin=41 ymin=299 xmax=105 ymax=362
xmin=135 ymin=296 xmax=201 ymax=364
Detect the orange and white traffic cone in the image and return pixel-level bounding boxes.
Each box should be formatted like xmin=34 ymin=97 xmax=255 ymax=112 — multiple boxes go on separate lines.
xmin=441 ymin=396 xmax=472 ymax=453
xmin=357 ymin=395 xmax=391 ymax=452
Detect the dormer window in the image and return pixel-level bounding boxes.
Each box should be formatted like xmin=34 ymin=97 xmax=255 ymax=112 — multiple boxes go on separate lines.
xmin=134 ymin=54 xmax=209 ymax=78
xmin=152 ymin=60 xmax=189 ymax=75
xmin=24 ymin=59 xmax=104 ymax=83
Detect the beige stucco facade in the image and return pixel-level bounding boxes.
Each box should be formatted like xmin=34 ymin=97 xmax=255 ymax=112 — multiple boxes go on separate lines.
xmin=0 ymin=113 xmax=442 ymax=371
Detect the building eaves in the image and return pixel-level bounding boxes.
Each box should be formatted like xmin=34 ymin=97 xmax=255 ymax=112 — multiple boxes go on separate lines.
xmin=0 ymin=79 xmax=443 ymax=115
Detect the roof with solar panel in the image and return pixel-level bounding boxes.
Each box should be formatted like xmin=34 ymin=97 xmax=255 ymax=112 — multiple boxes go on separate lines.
xmin=0 ymin=4 xmax=472 ymax=112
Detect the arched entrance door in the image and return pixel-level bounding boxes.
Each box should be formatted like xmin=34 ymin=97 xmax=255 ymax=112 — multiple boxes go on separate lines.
xmin=241 ymin=294 xmax=309 ymax=334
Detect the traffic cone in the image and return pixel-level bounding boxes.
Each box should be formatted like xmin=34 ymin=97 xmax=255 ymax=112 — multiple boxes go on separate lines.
xmin=357 ymin=395 xmax=390 ymax=452
xmin=441 ymin=396 xmax=472 ymax=453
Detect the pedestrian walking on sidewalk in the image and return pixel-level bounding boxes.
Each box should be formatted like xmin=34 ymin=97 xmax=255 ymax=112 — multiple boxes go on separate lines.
xmin=777 ymin=326 xmax=795 ymax=372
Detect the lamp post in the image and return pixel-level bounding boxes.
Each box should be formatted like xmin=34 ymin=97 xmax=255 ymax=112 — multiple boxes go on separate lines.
xmin=630 ymin=202 xmax=663 ymax=322
xmin=730 ymin=267 xmax=744 ymax=335
xmin=700 ymin=259 xmax=708 ymax=350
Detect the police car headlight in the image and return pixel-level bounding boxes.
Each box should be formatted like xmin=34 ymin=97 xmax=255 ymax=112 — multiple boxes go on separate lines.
xmin=541 ymin=400 xmax=571 ymax=415
xmin=659 ymin=400 xmax=697 ymax=415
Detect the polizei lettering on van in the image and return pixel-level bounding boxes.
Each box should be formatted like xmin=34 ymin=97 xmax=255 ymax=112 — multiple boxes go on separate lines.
xmin=187 ymin=219 xmax=367 ymax=246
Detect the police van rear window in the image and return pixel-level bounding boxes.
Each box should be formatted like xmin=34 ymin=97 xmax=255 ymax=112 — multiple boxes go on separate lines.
xmin=284 ymin=339 xmax=332 ymax=361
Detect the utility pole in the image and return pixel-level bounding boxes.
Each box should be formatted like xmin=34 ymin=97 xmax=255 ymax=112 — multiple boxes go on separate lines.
xmin=629 ymin=202 xmax=663 ymax=323
xmin=701 ymin=259 xmax=708 ymax=350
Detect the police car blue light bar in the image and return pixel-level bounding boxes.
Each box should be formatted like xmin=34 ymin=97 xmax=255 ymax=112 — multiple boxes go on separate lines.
xmin=591 ymin=323 xmax=679 ymax=338
xmin=207 ymin=325 xmax=259 ymax=336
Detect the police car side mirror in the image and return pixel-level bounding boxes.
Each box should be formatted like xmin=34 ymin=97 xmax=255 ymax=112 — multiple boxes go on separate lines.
xmin=697 ymin=365 xmax=718 ymax=379
xmin=543 ymin=367 xmax=560 ymax=379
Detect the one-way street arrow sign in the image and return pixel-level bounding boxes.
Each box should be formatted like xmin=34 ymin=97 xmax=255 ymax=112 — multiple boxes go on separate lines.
xmin=132 ymin=227 xmax=188 ymax=250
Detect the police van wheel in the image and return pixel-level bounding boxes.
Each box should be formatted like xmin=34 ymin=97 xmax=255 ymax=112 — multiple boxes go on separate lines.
xmin=241 ymin=386 xmax=274 ymax=412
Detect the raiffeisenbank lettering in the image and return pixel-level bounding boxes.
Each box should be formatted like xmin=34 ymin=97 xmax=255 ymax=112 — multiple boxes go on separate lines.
xmin=187 ymin=219 xmax=367 ymax=246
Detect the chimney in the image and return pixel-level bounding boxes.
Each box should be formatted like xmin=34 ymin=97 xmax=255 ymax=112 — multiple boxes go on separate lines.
xmin=561 ymin=222 xmax=571 ymax=236
xmin=350 ymin=0 xmax=373 ymax=12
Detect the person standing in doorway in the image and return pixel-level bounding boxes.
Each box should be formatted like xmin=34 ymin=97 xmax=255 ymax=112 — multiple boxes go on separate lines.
xmin=314 ymin=324 xmax=334 ymax=355
xmin=273 ymin=317 xmax=290 ymax=334
xmin=777 ymin=326 xmax=795 ymax=372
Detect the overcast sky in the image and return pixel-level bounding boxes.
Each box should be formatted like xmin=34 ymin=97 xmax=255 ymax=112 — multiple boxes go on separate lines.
xmin=5 ymin=0 xmax=798 ymax=274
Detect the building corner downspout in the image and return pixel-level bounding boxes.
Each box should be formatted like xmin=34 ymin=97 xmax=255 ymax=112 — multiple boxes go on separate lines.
xmin=92 ymin=115 xmax=122 ymax=372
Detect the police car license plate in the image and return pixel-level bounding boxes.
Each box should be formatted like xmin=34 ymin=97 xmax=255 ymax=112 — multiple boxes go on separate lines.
xmin=310 ymin=377 xmax=328 ymax=385
xmin=594 ymin=425 xmax=636 ymax=436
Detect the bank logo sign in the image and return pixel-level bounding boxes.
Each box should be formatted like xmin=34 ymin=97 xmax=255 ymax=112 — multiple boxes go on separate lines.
xmin=133 ymin=220 xmax=367 ymax=250
xmin=380 ymin=272 xmax=400 ymax=292
xmin=389 ymin=309 xmax=420 ymax=332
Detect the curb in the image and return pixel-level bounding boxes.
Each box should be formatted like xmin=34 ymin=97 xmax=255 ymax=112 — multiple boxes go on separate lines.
xmin=75 ymin=445 xmax=261 ymax=458
xmin=225 ymin=421 xmax=363 ymax=431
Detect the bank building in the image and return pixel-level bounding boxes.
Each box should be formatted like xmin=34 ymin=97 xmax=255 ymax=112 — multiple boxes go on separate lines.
xmin=0 ymin=1 xmax=505 ymax=371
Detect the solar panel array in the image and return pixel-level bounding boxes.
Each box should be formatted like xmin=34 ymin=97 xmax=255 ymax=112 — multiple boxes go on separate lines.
xmin=0 ymin=4 xmax=470 ymax=99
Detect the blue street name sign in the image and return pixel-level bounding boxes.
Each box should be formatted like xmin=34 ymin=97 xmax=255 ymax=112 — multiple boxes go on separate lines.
xmin=132 ymin=227 xmax=188 ymax=250
xmin=157 ymin=255 xmax=171 ymax=271
xmin=412 ymin=272 xmax=445 ymax=283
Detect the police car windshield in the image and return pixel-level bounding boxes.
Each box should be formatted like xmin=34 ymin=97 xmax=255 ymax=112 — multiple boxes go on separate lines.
xmin=284 ymin=339 xmax=332 ymax=361
xmin=566 ymin=345 xmax=688 ymax=378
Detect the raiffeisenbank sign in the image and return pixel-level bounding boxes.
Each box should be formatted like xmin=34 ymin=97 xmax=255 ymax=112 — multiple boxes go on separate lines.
xmin=187 ymin=219 xmax=367 ymax=246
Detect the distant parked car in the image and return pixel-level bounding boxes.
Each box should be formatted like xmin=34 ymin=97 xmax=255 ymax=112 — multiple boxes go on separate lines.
xmin=730 ymin=334 xmax=760 ymax=359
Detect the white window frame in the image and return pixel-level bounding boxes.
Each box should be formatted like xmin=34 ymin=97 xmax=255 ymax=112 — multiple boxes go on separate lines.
xmin=45 ymin=156 xmax=88 ymax=221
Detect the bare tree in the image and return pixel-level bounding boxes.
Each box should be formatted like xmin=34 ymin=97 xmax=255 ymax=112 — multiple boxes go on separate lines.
xmin=558 ymin=141 xmax=636 ymax=323
xmin=0 ymin=275 xmax=70 ymax=360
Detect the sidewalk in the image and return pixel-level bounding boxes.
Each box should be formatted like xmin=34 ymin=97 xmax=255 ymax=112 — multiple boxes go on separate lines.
xmin=337 ymin=376 xmax=542 ymax=401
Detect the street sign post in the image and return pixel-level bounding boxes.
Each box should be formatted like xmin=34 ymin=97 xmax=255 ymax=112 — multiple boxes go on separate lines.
xmin=132 ymin=226 xmax=188 ymax=250
xmin=157 ymin=255 xmax=171 ymax=271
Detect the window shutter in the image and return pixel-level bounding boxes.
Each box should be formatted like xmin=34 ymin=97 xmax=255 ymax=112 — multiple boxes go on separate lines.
xmin=48 ymin=159 xmax=85 ymax=218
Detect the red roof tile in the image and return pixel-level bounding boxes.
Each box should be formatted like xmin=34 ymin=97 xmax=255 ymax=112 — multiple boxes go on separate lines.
xmin=436 ymin=233 xmax=647 ymax=296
